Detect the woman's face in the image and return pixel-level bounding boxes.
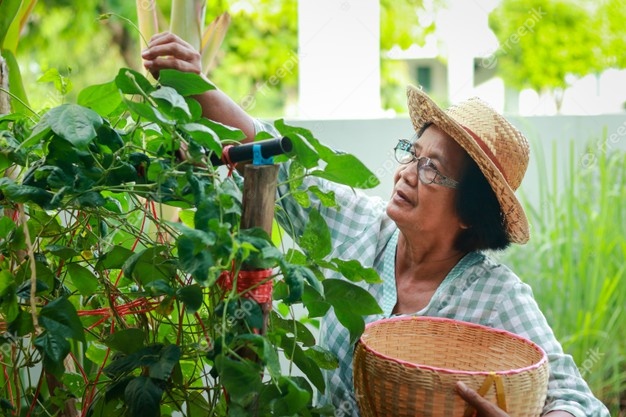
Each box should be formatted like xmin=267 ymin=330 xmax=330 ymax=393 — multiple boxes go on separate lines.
xmin=387 ymin=125 xmax=469 ymax=242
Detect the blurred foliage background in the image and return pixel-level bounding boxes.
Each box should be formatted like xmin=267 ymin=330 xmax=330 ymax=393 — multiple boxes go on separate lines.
xmin=7 ymin=0 xmax=626 ymax=115
xmin=10 ymin=0 xmax=434 ymax=116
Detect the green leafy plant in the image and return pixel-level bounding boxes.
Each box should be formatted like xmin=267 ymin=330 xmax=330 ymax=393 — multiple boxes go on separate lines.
xmin=0 ymin=68 xmax=381 ymax=416
xmin=500 ymin=139 xmax=626 ymax=414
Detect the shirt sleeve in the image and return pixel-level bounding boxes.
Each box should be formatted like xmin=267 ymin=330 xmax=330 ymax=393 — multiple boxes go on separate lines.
xmin=487 ymin=279 xmax=610 ymax=417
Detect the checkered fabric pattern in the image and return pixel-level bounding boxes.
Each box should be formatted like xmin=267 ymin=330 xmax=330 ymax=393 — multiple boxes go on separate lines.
xmin=254 ymin=120 xmax=609 ymax=417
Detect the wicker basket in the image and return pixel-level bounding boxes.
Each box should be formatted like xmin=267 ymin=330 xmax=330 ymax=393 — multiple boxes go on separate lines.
xmin=353 ymin=316 xmax=549 ymax=417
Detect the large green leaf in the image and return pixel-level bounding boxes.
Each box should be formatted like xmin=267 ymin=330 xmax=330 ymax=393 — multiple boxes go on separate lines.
xmin=77 ymin=80 xmax=123 ymax=116
xmin=176 ymin=234 xmax=215 ymax=283
xmin=278 ymin=264 xmax=313 ymax=304
xmin=96 ymin=245 xmax=134 ymax=271
xmin=144 ymin=280 xmax=175 ymax=297
xmin=0 ymin=216 xmax=15 ymax=241
xmin=46 ymin=245 xmax=79 ymax=260
xmin=312 ymin=153 xmax=379 ymax=189
xmin=104 ymin=328 xmax=146 ymax=354
xmin=124 ymin=98 xmax=175 ymax=125
xmin=158 ymin=69 xmax=215 ymax=96
xmin=14 ymin=261 xmax=54 ymax=295
xmin=323 ymin=279 xmax=382 ymax=344
xmin=25 ymin=207 xmax=63 ymax=237
xmin=309 ymin=185 xmax=337 ymax=208
xmin=274 ymin=120 xmax=378 ymax=188
xmin=95 ymin=124 xmax=124 ymax=152
xmin=271 ymin=311 xmax=316 ymax=347
xmin=76 ymin=191 xmax=107 ymax=208
xmin=0 ymin=270 xmax=14 ymax=294
xmin=148 ymin=344 xmax=181 ymax=381
xmin=150 ymin=86 xmax=191 ymax=119
xmin=7 ymin=308 xmax=34 ymax=336
xmin=44 ymin=104 xmax=103 ymax=148
xmin=298 ymin=209 xmax=331 ymax=260
xmin=176 ymin=284 xmax=203 ymax=314
xmin=66 ymin=264 xmax=99 ymax=296
xmin=274 ymin=121 xmax=319 ymax=169
xmin=197 ymin=118 xmax=246 ymax=141
xmin=278 ymin=336 xmax=325 ymax=392
xmin=39 ymin=296 xmax=86 ymax=343
xmin=114 ymin=68 xmax=155 ymax=95
xmin=124 ymin=376 xmax=163 ymax=417
xmin=0 ymin=273 xmax=18 ymax=323
xmin=214 ymin=355 xmax=263 ymax=404
xmin=179 ymin=122 xmax=222 ymax=155
xmin=304 ymin=345 xmax=339 ymax=370
xmin=122 ymin=246 xmax=176 ymax=285
xmin=34 ymin=331 xmax=71 ymax=377
xmin=329 ymin=258 xmax=382 ymax=284
xmin=103 ymin=344 xmax=163 ymax=378
xmin=301 ymin=285 xmax=330 ymax=318
xmin=323 ymin=279 xmax=381 ymax=316
xmin=0 ymin=178 xmax=53 ymax=208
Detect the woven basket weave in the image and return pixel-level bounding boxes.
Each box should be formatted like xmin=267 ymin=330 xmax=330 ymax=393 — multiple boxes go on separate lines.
xmin=353 ymin=316 xmax=549 ymax=417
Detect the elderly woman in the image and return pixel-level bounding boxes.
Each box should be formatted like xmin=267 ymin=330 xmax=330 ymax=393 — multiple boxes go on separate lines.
xmin=142 ymin=33 xmax=609 ymax=417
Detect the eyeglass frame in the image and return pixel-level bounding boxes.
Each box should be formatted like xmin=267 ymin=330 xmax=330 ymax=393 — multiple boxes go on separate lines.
xmin=393 ymin=139 xmax=460 ymax=189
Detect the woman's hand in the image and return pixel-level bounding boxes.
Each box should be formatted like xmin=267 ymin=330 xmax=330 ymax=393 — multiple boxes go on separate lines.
xmin=456 ymin=382 xmax=510 ymax=417
xmin=141 ymin=32 xmax=203 ymax=79
xmin=140 ymin=31 xmax=256 ymax=140
xmin=456 ymin=382 xmax=575 ymax=417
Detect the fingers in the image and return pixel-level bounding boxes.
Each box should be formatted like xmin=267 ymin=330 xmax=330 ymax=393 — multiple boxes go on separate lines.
xmin=141 ymin=32 xmax=203 ymax=76
xmin=456 ymin=382 xmax=507 ymax=417
xmin=148 ymin=32 xmax=194 ymax=50
xmin=144 ymin=56 xmax=200 ymax=74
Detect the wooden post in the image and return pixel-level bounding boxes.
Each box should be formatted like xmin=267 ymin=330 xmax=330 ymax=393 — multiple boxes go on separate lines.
xmin=240 ymin=163 xmax=279 ymax=333
xmin=240 ymin=164 xmax=279 ymax=235
xmin=239 ymin=164 xmax=279 ymax=416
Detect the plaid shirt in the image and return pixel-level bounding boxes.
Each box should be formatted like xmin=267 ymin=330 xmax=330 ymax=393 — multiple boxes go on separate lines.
xmin=256 ymin=120 xmax=609 ymax=417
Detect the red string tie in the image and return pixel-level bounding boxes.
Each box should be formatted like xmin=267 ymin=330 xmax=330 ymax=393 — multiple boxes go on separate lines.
xmin=217 ymin=269 xmax=274 ymax=304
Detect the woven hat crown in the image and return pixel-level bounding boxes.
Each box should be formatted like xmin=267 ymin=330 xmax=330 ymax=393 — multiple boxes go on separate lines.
xmin=407 ymin=85 xmax=531 ymax=243
xmin=446 ymin=98 xmax=529 ymax=190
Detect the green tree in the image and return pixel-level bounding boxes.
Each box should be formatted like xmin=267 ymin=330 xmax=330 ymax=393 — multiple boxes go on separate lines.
xmin=489 ymin=0 xmax=626 ymax=112
xmin=595 ymin=0 xmax=626 ymax=68
xmin=380 ymin=0 xmax=436 ymax=113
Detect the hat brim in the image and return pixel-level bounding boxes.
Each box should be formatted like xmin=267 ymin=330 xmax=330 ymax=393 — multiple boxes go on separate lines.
xmin=406 ymin=85 xmax=529 ymax=244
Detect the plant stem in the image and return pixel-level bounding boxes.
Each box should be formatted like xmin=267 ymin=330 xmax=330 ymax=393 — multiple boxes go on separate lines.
xmin=18 ymin=205 xmax=40 ymax=330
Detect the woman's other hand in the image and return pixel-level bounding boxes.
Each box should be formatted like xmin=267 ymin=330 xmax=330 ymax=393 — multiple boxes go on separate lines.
xmin=141 ymin=32 xmax=202 ymax=79
xmin=456 ymin=382 xmax=510 ymax=417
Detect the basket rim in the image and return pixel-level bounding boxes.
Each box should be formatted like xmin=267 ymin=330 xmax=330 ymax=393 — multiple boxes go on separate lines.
xmin=359 ymin=316 xmax=548 ymax=376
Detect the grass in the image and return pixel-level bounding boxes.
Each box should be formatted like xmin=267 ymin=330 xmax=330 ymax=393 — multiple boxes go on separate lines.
xmin=499 ymin=136 xmax=626 ymax=415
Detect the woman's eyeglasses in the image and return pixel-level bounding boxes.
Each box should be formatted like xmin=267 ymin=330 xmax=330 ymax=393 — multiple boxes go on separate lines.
xmin=394 ymin=139 xmax=459 ymax=189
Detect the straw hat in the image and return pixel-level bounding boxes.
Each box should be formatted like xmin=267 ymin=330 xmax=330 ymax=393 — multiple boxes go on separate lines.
xmin=406 ymin=86 xmax=530 ymax=244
